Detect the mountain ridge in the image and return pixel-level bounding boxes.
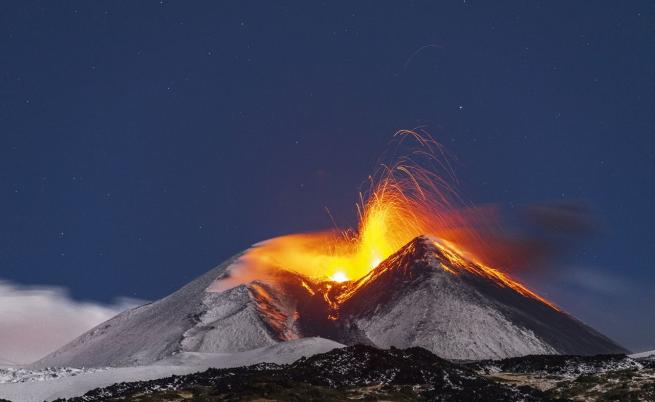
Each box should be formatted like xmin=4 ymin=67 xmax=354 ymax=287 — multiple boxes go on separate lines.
xmin=33 ymin=236 xmax=627 ymax=368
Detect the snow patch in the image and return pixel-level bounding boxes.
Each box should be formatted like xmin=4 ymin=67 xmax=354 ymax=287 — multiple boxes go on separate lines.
xmin=630 ymin=350 xmax=655 ymax=359
xmin=0 ymin=338 xmax=344 ymax=402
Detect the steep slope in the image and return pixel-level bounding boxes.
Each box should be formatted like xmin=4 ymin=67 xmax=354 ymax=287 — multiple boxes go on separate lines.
xmin=33 ymin=253 xmax=307 ymax=368
xmin=337 ymin=236 xmax=627 ymax=359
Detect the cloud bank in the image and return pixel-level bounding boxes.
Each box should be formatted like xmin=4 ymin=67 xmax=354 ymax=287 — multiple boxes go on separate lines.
xmin=0 ymin=280 xmax=143 ymax=365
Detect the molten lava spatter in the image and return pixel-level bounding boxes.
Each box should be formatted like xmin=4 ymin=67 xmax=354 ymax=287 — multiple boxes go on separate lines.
xmin=234 ymin=131 xmax=557 ymax=312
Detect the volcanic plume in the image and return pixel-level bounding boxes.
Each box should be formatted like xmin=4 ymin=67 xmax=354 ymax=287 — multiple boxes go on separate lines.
xmin=33 ymin=131 xmax=627 ymax=368
xmin=220 ymin=130 xmax=555 ymax=306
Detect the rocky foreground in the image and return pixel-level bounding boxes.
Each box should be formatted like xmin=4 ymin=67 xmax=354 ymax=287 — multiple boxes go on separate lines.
xmin=51 ymin=345 xmax=654 ymax=402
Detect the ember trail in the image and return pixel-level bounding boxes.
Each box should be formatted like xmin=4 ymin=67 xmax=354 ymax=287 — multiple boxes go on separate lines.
xmin=232 ymin=131 xmax=557 ymax=311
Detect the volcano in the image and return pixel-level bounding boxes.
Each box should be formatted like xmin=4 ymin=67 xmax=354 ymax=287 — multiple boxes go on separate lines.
xmin=34 ymin=235 xmax=626 ymax=369
xmin=334 ymin=236 xmax=626 ymax=359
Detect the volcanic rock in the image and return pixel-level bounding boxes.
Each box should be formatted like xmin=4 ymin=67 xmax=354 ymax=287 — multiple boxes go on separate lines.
xmin=59 ymin=345 xmax=552 ymax=402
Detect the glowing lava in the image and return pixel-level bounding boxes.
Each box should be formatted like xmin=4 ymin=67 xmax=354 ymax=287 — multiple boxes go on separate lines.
xmin=330 ymin=272 xmax=349 ymax=283
xmin=429 ymin=238 xmax=559 ymax=310
xmin=234 ymin=130 xmax=557 ymax=310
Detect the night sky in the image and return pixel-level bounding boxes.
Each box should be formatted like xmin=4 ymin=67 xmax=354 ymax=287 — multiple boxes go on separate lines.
xmin=1 ymin=2 xmax=653 ymax=350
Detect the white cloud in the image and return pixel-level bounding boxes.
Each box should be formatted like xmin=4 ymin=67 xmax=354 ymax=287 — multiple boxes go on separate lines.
xmin=0 ymin=280 xmax=143 ymax=365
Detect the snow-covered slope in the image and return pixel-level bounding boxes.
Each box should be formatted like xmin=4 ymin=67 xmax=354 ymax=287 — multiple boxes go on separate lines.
xmin=337 ymin=236 xmax=628 ymax=359
xmin=1 ymin=338 xmax=344 ymax=402
xmin=33 ymin=255 xmax=238 ymax=368
xmin=33 ymin=252 xmax=305 ymax=368
xmin=156 ymin=336 xmax=343 ymax=368
xmin=34 ymin=235 xmax=626 ymax=368
xmin=33 ymin=250 xmax=319 ymax=368
xmin=630 ymin=350 xmax=655 ymax=359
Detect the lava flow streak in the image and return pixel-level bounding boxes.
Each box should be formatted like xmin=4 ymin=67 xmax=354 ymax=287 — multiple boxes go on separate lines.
xmin=430 ymin=238 xmax=559 ymax=310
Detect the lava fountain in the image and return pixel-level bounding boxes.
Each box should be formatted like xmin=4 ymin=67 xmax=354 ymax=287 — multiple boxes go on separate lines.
xmin=226 ymin=130 xmax=557 ymax=309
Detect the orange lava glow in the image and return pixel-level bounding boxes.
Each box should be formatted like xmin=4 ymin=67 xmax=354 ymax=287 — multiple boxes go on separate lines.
xmin=236 ymin=130 xmax=557 ymax=310
xmin=330 ymin=272 xmax=349 ymax=283
xmin=430 ymin=239 xmax=559 ymax=310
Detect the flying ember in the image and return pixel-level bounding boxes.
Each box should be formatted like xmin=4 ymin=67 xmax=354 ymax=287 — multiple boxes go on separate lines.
xmin=233 ymin=130 xmax=556 ymax=309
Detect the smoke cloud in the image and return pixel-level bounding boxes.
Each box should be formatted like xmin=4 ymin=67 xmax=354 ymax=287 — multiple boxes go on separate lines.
xmin=0 ymin=280 xmax=143 ymax=365
xmin=519 ymin=201 xmax=599 ymax=235
xmin=464 ymin=201 xmax=601 ymax=272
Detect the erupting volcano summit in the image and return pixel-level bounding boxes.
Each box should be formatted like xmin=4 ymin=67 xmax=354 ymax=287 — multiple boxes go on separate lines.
xmin=34 ymin=132 xmax=627 ymax=368
xmin=35 ymin=235 xmax=626 ymax=369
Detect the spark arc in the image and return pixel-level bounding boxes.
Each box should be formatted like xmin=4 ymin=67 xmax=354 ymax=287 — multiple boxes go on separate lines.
xmin=235 ymin=131 xmax=557 ymax=310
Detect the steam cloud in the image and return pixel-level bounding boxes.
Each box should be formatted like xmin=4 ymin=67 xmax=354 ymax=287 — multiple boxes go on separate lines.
xmin=0 ymin=280 xmax=143 ymax=365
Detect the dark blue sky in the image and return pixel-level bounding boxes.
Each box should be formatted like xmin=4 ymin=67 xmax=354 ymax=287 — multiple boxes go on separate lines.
xmin=1 ymin=2 xmax=653 ymax=350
